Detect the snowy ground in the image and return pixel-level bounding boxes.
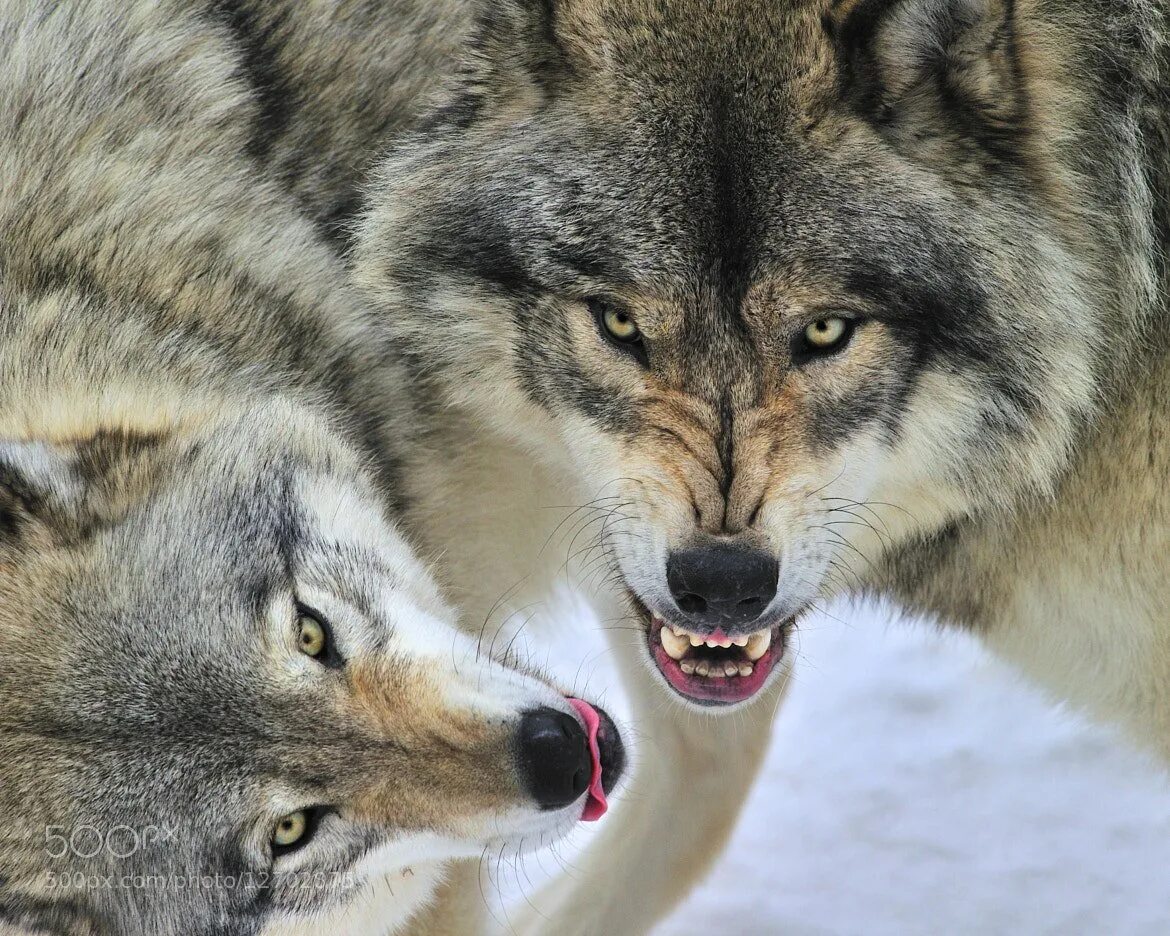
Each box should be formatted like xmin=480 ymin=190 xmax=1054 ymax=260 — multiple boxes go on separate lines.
xmin=506 ymin=600 xmax=1170 ymax=935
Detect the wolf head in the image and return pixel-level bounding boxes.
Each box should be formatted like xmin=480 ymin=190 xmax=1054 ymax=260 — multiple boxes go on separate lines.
xmin=357 ymin=0 xmax=1157 ymax=708
xmin=0 ymin=398 xmax=623 ymax=936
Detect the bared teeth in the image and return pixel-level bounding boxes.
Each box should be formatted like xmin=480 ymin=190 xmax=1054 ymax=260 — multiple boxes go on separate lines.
xmin=657 ymin=622 xmax=778 ymax=679
xmin=745 ymin=629 xmax=772 ymax=661
xmin=659 ymin=626 xmax=689 ymax=661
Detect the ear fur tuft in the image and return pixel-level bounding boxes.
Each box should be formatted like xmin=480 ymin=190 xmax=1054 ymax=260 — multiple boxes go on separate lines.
xmin=833 ymin=0 xmax=1026 ymax=157
xmin=0 ymin=442 xmax=80 ymax=552
xmin=0 ymin=432 xmax=164 ymax=554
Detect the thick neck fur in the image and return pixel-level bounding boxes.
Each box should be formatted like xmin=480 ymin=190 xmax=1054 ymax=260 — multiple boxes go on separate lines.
xmin=0 ymin=0 xmax=409 ymax=465
xmin=863 ymin=2 xmax=1170 ymax=754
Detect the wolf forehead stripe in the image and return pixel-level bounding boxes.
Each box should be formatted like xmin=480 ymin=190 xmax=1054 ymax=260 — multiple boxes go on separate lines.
xmin=701 ymin=83 xmax=770 ymax=330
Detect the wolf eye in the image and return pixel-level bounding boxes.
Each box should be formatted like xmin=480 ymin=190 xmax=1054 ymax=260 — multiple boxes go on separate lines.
xmin=804 ymin=317 xmax=849 ymax=349
xmin=271 ymin=808 xmax=322 ymax=856
xmin=273 ymin=811 xmax=308 ymax=848
xmin=795 ymin=316 xmax=856 ymax=361
xmin=297 ymin=615 xmax=326 ymax=657
xmin=602 ymin=306 xmax=640 ymax=342
xmin=590 ymin=299 xmax=648 ymax=365
xmin=294 ymin=606 xmax=343 ymax=667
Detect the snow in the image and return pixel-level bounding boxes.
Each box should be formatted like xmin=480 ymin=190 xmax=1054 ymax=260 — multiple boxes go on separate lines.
xmin=509 ymin=600 xmax=1170 ymax=935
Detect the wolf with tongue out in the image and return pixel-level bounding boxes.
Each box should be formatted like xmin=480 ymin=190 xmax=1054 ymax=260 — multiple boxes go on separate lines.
xmin=0 ymin=2 xmax=632 ymax=935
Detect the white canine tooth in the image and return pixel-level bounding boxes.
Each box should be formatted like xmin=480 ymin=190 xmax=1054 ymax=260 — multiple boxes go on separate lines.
xmin=672 ymin=626 xmax=688 ymax=638
xmin=695 ymin=660 xmax=711 ymax=677
xmin=723 ymin=660 xmax=740 ymax=677
xmin=680 ymin=659 xmax=697 ymax=675
xmin=733 ymin=636 xmax=749 ymax=647
xmin=745 ymin=630 xmax=772 ymax=662
xmin=738 ymin=662 xmax=754 ymax=677
xmin=659 ymin=627 xmax=690 ymax=661
xmin=689 ymin=635 xmax=704 ymax=647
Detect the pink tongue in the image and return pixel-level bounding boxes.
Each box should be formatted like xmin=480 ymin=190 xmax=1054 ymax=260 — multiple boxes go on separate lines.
xmin=567 ymin=698 xmax=607 ymax=822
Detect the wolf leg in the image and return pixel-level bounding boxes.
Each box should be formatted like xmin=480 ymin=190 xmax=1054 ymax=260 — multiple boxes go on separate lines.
xmin=514 ymin=607 xmax=789 ymax=936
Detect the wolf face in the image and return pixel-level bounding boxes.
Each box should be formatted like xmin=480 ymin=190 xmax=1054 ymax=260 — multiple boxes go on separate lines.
xmin=357 ymin=0 xmax=1150 ymax=708
xmin=0 ymin=401 xmax=623 ymax=936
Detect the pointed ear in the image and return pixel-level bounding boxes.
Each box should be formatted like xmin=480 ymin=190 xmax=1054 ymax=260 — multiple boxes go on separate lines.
xmin=462 ymin=0 xmax=602 ymax=105
xmin=832 ymin=0 xmax=1026 ymax=157
xmin=0 ymin=432 xmax=163 ymax=555
xmin=0 ymin=441 xmax=84 ymax=552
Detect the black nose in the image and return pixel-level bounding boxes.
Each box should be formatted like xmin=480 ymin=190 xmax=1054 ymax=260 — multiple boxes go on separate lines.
xmin=666 ymin=544 xmax=779 ymax=629
xmin=593 ymin=705 xmax=625 ymax=796
xmin=517 ymin=707 xmax=591 ymax=809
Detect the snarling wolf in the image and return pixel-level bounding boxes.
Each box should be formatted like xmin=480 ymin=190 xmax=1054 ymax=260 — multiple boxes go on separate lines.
xmin=0 ymin=3 xmax=623 ymax=935
xmin=349 ymin=0 xmax=1170 ymax=931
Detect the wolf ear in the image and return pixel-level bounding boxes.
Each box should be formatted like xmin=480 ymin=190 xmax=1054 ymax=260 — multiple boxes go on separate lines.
xmin=0 ymin=433 xmax=161 ymax=555
xmin=466 ymin=0 xmax=599 ymax=100
xmin=0 ymin=441 xmax=84 ymax=552
xmin=833 ymin=0 xmax=1025 ymax=155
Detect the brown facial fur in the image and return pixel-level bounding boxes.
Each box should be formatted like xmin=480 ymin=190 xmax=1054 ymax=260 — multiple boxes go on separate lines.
xmin=358 ymin=0 xmax=1152 ymax=636
xmin=0 ymin=2 xmax=607 ymax=933
xmin=340 ymin=660 xmax=521 ymax=829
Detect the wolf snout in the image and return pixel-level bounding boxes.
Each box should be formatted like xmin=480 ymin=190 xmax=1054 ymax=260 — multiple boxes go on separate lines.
xmin=517 ymin=703 xmax=624 ymax=817
xmin=666 ymin=543 xmax=779 ymax=630
xmin=518 ymin=707 xmax=590 ymax=810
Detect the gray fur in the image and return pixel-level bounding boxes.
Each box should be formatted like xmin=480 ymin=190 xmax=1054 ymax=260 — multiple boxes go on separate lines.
xmin=0 ymin=3 xmax=604 ymax=935
xmin=350 ymin=0 xmax=1170 ymax=932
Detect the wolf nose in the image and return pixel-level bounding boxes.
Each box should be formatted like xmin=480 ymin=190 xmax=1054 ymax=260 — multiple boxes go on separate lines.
xmin=666 ymin=544 xmax=779 ymax=629
xmin=517 ymin=707 xmax=591 ymax=810
xmin=593 ymin=705 xmax=625 ymax=796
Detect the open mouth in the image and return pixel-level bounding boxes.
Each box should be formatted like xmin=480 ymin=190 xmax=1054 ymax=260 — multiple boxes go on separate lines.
xmin=644 ymin=613 xmax=793 ymax=706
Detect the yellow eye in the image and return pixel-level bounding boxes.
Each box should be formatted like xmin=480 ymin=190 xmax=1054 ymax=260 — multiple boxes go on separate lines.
xmin=803 ymin=317 xmax=851 ymax=352
xmin=601 ymin=305 xmax=641 ymax=343
xmin=272 ymin=811 xmax=308 ymax=849
xmin=297 ymin=614 xmax=326 ymax=658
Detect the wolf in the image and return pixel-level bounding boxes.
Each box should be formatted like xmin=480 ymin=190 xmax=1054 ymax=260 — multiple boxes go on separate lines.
xmin=349 ymin=0 xmax=1170 ymax=932
xmin=0 ymin=3 xmax=623 ymax=935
